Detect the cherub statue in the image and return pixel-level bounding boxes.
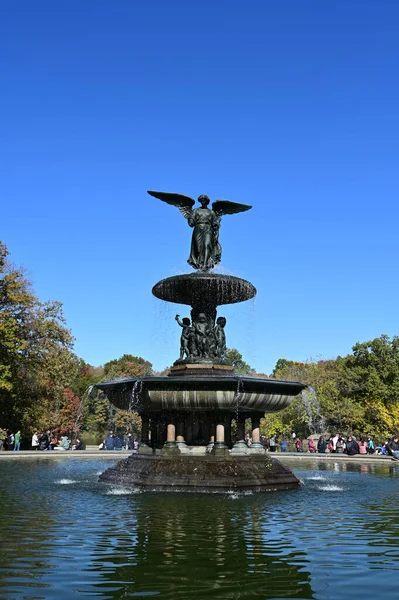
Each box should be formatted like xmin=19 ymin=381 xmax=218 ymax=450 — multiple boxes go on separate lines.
xmin=175 ymin=314 xmax=196 ymax=360
xmin=214 ymin=316 xmax=227 ymax=358
xmin=193 ymin=313 xmax=212 ymax=358
xmin=147 ymin=191 xmax=252 ymax=271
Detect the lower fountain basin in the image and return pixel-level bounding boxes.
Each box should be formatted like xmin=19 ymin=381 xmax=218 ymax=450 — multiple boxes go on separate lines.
xmin=94 ymin=376 xmax=305 ymax=413
xmin=99 ymin=453 xmax=300 ymax=493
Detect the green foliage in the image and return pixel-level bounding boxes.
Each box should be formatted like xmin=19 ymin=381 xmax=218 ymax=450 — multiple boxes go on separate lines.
xmin=269 ymin=336 xmax=399 ymax=439
xmin=103 ymin=354 xmax=153 ymax=380
xmin=0 ymin=241 xmax=78 ymax=432
xmin=225 ymin=348 xmax=254 ymax=375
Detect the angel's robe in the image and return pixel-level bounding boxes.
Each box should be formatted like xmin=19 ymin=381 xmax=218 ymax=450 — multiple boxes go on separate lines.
xmin=187 ymin=208 xmax=221 ymax=271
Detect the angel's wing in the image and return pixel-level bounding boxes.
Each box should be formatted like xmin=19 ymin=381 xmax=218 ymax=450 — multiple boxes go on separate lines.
xmin=212 ymin=200 xmax=252 ymax=216
xmin=147 ymin=190 xmax=195 ymax=220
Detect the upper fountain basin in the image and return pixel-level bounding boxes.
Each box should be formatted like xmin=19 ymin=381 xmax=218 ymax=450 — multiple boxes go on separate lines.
xmin=152 ymin=273 xmax=256 ymax=306
xmin=93 ymin=375 xmax=305 ymax=413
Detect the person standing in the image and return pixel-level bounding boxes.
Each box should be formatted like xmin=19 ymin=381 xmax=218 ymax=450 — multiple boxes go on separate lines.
xmin=269 ymin=436 xmax=277 ymax=452
xmin=7 ymin=432 xmax=15 ymax=451
xmin=31 ymin=431 xmax=39 ymax=450
xmin=14 ymin=430 xmax=21 ymax=451
xmin=345 ymin=435 xmax=359 ymax=456
xmin=367 ymin=436 xmax=375 ymax=454
xmin=317 ymin=436 xmax=327 ymax=453
xmin=0 ymin=428 xmax=7 ymax=451
xmin=308 ymin=439 xmax=316 ymax=453
xmin=295 ymin=438 xmax=303 ymax=452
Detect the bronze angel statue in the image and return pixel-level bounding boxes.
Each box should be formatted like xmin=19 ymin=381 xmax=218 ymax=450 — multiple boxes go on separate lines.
xmin=147 ymin=191 xmax=252 ymax=271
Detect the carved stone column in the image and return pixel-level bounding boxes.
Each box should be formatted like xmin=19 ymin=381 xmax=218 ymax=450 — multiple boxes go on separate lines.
xmin=138 ymin=414 xmax=153 ymax=455
xmin=212 ymin=413 xmax=229 ymax=455
xmin=163 ymin=419 xmax=179 ymax=453
xmin=176 ymin=417 xmax=189 ymax=454
xmin=250 ymin=414 xmax=265 ymax=454
xmin=231 ymin=413 xmax=248 ymax=455
xmin=207 ymin=418 xmax=216 ymax=453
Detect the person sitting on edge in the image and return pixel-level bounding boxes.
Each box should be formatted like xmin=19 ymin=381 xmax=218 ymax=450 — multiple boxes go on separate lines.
xmin=113 ymin=435 xmax=123 ymax=451
xmin=358 ymin=437 xmax=368 ymax=455
xmin=58 ymin=434 xmax=70 ymax=450
xmin=38 ymin=431 xmax=49 ymax=451
xmin=388 ymin=436 xmax=399 ymax=460
xmin=104 ymin=432 xmax=115 ymax=450
xmin=75 ymin=438 xmax=85 ymax=450
xmin=336 ymin=436 xmax=345 ymax=453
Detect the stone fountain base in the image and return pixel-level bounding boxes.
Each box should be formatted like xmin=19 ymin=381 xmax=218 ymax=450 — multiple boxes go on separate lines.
xmin=99 ymin=453 xmax=300 ymax=493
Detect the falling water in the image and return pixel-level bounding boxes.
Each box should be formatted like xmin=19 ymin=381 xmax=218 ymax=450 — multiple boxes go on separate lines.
xmin=71 ymin=385 xmax=93 ymax=440
xmin=128 ymin=379 xmax=142 ymax=412
xmin=301 ymin=385 xmax=326 ymax=434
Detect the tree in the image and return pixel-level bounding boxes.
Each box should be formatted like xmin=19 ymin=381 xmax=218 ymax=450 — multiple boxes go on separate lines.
xmin=0 ymin=241 xmax=78 ymax=432
xmin=224 ymin=348 xmax=255 ymax=375
xmin=342 ymin=335 xmax=399 ymax=435
xmin=103 ymin=354 xmax=153 ymax=380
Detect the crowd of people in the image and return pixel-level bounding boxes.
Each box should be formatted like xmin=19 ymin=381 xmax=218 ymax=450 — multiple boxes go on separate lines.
xmin=0 ymin=428 xmax=85 ymax=451
xmin=0 ymin=428 xmax=140 ymax=452
xmin=99 ymin=432 xmax=139 ymax=452
xmin=2 ymin=426 xmax=399 ymax=458
xmin=259 ymin=433 xmax=399 ymax=458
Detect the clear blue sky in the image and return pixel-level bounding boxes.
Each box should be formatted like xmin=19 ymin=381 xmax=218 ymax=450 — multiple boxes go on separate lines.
xmin=2 ymin=0 xmax=399 ymax=374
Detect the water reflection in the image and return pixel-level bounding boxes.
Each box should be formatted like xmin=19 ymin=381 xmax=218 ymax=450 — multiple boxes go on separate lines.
xmin=0 ymin=458 xmax=398 ymax=599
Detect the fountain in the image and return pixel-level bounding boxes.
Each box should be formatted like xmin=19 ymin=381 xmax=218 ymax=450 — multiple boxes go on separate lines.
xmin=96 ymin=191 xmax=306 ymax=492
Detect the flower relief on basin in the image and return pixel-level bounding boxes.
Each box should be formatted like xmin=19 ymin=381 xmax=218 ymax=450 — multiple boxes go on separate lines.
xmin=94 ymin=190 xmax=306 ymax=492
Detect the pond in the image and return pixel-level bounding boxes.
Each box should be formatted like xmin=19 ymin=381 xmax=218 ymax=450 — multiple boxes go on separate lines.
xmin=0 ymin=457 xmax=398 ymax=599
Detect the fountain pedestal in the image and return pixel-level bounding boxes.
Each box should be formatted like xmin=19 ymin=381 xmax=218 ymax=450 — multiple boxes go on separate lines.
xmin=96 ymin=257 xmax=305 ymax=491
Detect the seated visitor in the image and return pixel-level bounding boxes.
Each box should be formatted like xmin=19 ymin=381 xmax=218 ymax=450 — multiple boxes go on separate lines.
xmin=113 ymin=435 xmax=123 ymax=450
xmin=54 ymin=435 xmax=70 ymax=450
xmin=336 ymin=436 xmax=345 ymax=453
xmin=104 ymin=433 xmax=115 ymax=450
xmin=75 ymin=438 xmax=85 ymax=450
xmin=358 ymin=437 xmax=367 ymax=455
xmin=388 ymin=436 xmax=399 ymax=459
xmin=50 ymin=433 xmax=59 ymax=450
xmin=38 ymin=432 xmax=49 ymax=451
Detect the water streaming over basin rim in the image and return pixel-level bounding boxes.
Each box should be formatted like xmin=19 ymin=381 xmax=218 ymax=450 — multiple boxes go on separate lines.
xmin=93 ymin=375 xmax=306 ymax=412
xmin=152 ymin=272 xmax=257 ymax=306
